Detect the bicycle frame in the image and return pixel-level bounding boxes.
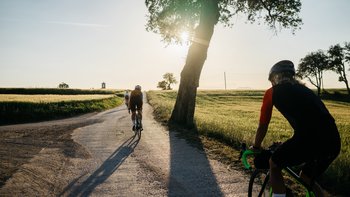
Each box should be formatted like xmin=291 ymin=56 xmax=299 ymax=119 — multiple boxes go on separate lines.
xmin=283 ymin=167 xmax=315 ymax=197
xmin=240 ymin=144 xmax=315 ymax=197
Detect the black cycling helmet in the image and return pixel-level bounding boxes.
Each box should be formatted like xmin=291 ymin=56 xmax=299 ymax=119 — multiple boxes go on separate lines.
xmin=268 ymin=60 xmax=295 ymax=81
xmin=135 ymin=85 xmax=141 ymax=90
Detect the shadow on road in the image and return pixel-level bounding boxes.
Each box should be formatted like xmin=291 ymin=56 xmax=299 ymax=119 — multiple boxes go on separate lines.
xmin=61 ymin=132 xmax=141 ymax=197
xmin=168 ymin=126 xmax=224 ymax=197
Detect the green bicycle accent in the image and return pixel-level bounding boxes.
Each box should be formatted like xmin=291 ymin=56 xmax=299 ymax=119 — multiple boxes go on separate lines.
xmin=242 ymin=149 xmax=256 ymax=170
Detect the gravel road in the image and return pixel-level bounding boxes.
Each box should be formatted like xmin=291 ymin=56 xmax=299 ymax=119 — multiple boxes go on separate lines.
xmin=0 ymin=95 xmax=250 ymax=197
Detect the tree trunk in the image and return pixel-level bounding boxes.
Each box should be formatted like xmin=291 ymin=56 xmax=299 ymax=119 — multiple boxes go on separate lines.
xmin=318 ymin=70 xmax=322 ymax=96
xmin=342 ymin=74 xmax=350 ymax=95
xmin=344 ymin=80 xmax=350 ymax=95
xmin=169 ymin=0 xmax=219 ymax=128
xmin=341 ymin=65 xmax=350 ymax=95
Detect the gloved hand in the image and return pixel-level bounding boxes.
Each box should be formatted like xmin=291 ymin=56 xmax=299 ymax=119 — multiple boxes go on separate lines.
xmin=249 ymin=145 xmax=262 ymax=152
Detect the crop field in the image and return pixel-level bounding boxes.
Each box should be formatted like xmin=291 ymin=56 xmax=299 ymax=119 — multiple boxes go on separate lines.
xmin=0 ymin=94 xmax=115 ymax=103
xmin=0 ymin=88 xmax=118 ymax=95
xmin=0 ymin=93 xmax=123 ymax=125
xmin=147 ymin=90 xmax=350 ymax=195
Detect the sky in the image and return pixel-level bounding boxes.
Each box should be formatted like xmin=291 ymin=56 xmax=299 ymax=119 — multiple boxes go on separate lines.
xmin=0 ymin=0 xmax=349 ymax=91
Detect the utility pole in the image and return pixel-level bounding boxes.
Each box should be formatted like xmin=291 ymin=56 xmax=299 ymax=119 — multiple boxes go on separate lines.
xmin=224 ymin=72 xmax=227 ymax=90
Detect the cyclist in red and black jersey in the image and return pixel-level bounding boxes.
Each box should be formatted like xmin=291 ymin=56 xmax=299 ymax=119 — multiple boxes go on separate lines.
xmin=128 ymin=85 xmax=143 ymax=131
xmin=253 ymin=60 xmax=341 ymax=197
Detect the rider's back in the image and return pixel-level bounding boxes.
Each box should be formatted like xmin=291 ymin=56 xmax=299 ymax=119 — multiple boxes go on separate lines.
xmin=129 ymin=89 xmax=143 ymax=105
xmin=273 ymin=83 xmax=334 ymax=132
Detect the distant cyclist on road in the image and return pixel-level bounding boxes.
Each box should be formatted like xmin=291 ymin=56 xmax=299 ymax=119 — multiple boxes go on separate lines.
xmin=128 ymin=85 xmax=143 ymax=131
xmin=124 ymin=90 xmax=129 ymax=107
xmin=252 ymin=60 xmax=341 ymax=197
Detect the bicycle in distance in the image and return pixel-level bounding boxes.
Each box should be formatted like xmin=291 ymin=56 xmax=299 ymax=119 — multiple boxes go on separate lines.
xmin=239 ymin=143 xmax=316 ymax=197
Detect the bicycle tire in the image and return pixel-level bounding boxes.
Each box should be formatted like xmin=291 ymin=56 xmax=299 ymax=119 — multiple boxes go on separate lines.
xmin=248 ymin=169 xmax=271 ymax=197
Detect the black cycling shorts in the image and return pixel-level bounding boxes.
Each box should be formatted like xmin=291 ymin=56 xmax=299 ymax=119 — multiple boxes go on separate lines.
xmin=271 ymin=126 xmax=340 ymax=178
xmin=129 ymin=99 xmax=143 ymax=112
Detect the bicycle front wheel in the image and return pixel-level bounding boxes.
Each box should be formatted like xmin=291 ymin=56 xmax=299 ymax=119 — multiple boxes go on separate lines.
xmin=248 ymin=169 xmax=271 ymax=197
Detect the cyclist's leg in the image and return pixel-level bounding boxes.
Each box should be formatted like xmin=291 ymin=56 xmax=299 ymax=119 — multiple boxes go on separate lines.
xmin=131 ymin=110 xmax=136 ymax=122
xmin=137 ymin=109 xmax=142 ymax=120
xmin=269 ymin=158 xmax=285 ymax=195
xmin=138 ymin=101 xmax=143 ymax=120
xmin=137 ymin=109 xmax=142 ymax=128
xmin=137 ymin=101 xmax=143 ymax=128
xmin=300 ymin=149 xmax=340 ymax=197
xmin=301 ymin=125 xmax=341 ymax=197
xmin=299 ymin=172 xmax=323 ymax=197
xmin=270 ymin=137 xmax=309 ymax=196
xmin=129 ymin=104 xmax=137 ymax=131
xmin=131 ymin=110 xmax=137 ymax=130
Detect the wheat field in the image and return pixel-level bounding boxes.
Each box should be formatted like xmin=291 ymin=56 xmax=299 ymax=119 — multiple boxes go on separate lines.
xmin=0 ymin=94 xmax=115 ymax=103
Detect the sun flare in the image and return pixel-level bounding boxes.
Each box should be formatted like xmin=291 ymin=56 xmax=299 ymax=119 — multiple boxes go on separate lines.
xmin=180 ymin=32 xmax=189 ymax=43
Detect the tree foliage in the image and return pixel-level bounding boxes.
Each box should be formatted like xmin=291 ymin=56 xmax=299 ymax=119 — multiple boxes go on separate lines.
xmin=157 ymin=72 xmax=178 ymax=90
xmin=145 ymin=0 xmax=303 ymax=44
xmin=296 ymin=42 xmax=350 ymax=96
xmin=157 ymin=81 xmax=168 ymax=90
xmin=297 ymin=50 xmax=328 ymax=96
xmin=328 ymin=43 xmax=350 ymax=94
xmin=58 ymin=82 xmax=69 ymax=89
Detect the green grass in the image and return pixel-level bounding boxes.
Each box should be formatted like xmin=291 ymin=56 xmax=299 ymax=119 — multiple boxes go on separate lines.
xmin=147 ymin=89 xmax=350 ymax=195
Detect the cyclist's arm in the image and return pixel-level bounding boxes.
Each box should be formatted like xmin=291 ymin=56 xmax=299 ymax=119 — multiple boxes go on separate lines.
xmin=254 ymin=88 xmax=273 ymax=148
xmin=254 ymin=124 xmax=268 ymax=149
xmin=141 ymin=92 xmax=143 ymax=104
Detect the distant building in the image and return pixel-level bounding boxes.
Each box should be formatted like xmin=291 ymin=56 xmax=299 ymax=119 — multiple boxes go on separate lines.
xmin=102 ymin=82 xmax=106 ymax=89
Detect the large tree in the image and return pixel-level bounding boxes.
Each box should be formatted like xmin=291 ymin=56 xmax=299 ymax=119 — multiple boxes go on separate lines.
xmin=297 ymin=50 xmax=328 ymax=96
xmin=145 ymin=0 xmax=303 ymax=128
xmin=328 ymin=43 xmax=350 ymax=95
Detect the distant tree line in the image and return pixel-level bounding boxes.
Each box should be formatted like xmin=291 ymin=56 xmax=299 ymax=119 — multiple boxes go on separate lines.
xmin=297 ymin=42 xmax=350 ymax=96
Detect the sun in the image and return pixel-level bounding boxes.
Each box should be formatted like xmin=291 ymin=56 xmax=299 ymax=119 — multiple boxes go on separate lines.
xmin=180 ymin=32 xmax=189 ymax=43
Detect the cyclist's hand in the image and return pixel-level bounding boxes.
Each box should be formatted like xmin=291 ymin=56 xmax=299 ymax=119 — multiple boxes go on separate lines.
xmin=249 ymin=145 xmax=262 ymax=152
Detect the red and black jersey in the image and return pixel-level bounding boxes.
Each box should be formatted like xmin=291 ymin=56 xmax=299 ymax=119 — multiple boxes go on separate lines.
xmin=259 ymin=83 xmax=335 ymax=138
xmin=258 ymin=82 xmax=340 ymax=178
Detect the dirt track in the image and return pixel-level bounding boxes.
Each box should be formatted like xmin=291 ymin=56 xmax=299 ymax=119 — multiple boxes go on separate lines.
xmin=0 ymin=96 xmax=250 ymax=196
